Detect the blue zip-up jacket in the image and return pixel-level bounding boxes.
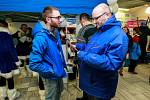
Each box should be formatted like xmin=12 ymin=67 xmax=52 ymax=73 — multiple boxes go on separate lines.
xmin=77 ymin=15 xmax=128 ymax=99
xmin=29 ymin=21 xmax=66 ymax=79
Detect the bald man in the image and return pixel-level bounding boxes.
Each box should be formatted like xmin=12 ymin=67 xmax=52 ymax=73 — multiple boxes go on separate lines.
xmin=77 ymin=3 xmax=128 ymax=100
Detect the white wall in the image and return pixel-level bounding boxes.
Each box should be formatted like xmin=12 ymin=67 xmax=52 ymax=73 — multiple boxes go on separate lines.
xmin=129 ymin=6 xmax=150 ymax=19
xmin=14 ymin=22 xmax=35 ymax=29
xmin=8 ymin=22 xmax=36 ymax=34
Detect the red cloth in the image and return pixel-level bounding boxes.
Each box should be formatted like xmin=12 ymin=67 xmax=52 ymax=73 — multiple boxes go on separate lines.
xmin=132 ymin=35 xmax=139 ymax=43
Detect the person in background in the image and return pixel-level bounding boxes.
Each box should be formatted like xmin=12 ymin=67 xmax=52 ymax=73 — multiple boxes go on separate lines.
xmin=0 ymin=19 xmax=20 ymax=100
xmin=29 ymin=6 xmax=67 ymax=100
xmin=15 ymin=24 xmax=29 ymax=56
xmin=38 ymin=76 xmax=45 ymax=100
xmin=139 ymin=24 xmax=149 ymax=63
xmin=128 ymin=27 xmax=141 ymax=74
xmin=13 ymin=24 xmax=30 ymax=78
xmin=76 ymin=13 xmax=97 ymax=44
xmin=76 ymin=3 xmax=128 ymax=100
xmin=26 ymin=27 xmax=32 ymax=56
xmin=70 ymin=13 xmax=97 ymax=100
xmin=12 ymin=24 xmax=28 ymax=48
xmin=119 ymin=26 xmax=133 ymax=76
xmin=24 ymin=27 xmax=34 ymax=77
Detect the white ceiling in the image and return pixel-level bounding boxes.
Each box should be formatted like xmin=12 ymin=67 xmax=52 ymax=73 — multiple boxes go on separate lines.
xmin=118 ymin=0 xmax=150 ymax=8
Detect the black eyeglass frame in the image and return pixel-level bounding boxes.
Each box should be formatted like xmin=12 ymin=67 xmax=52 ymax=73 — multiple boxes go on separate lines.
xmin=48 ymin=16 xmax=61 ymax=19
xmin=92 ymin=12 xmax=106 ymax=20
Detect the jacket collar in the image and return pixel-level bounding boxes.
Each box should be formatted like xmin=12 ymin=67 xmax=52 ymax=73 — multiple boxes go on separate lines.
xmin=0 ymin=27 xmax=11 ymax=35
xmin=99 ymin=14 xmax=121 ymax=32
xmin=39 ymin=21 xmax=56 ymax=37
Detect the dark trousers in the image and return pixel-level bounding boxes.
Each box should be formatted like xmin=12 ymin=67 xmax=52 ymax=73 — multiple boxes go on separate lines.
xmin=84 ymin=92 xmax=111 ymax=100
xmin=139 ymin=44 xmax=147 ymax=63
xmin=0 ymin=76 xmax=14 ymax=89
xmin=128 ymin=59 xmax=137 ymax=72
xmin=39 ymin=76 xmax=45 ymax=90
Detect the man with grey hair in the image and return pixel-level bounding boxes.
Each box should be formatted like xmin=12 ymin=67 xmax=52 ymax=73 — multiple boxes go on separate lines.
xmin=29 ymin=6 xmax=66 ymax=100
xmin=77 ymin=3 xmax=128 ymax=100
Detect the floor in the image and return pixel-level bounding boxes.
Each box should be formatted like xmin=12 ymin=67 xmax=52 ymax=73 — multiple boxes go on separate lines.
xmin=12 ymin=64 xmax=150 ymax=100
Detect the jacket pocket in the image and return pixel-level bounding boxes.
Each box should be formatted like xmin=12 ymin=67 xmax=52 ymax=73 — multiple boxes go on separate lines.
xmin=43 ymin=60 xmax=54 ymax=74
xmin=43 ymin=56 xmax=55 ymax=74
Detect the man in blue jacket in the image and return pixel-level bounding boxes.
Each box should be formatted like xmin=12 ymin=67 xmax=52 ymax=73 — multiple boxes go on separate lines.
xmin=29 ymin=6 xmax=66 ymax=100
xmin=77 ymin=3 xmax=128 ymax=100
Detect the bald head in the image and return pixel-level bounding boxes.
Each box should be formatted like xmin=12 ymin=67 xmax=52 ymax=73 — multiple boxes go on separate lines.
xmin=92 ymin=3 xmax=112 ymax=28
xmin=92 ymin=3 xmax=111 ymax=18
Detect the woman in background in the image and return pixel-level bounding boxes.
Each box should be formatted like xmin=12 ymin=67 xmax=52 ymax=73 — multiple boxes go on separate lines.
xmin=0 ymin=19 xmax=20 ymax=100
xmin=119 ymin=27 xmax=133 ymax=76
xmin=128 ymin=27 xmax=141 ymax=74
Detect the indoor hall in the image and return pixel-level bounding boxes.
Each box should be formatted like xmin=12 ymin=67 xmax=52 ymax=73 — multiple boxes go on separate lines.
xmin=0 ymin=0 xmax=150 ymax=100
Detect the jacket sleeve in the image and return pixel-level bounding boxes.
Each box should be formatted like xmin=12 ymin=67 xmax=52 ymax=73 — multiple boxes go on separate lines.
xmin=76 ymin=43 xmax=86 ymax=51
xmin=78 ymin=35 xmax=128 ymax=72
xmin=29 ymin=35 xmax=53 ymax=78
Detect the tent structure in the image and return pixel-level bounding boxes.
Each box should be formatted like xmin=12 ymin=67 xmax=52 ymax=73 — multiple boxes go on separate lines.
xmin=0 ymin=0 xmax=119 ymax=22
xmin=0 ymin=0 xmax=108 ymax=14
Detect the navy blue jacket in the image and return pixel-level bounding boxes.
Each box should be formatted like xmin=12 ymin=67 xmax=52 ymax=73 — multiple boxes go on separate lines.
xmin=77 ymin=15 xmax=128 ymax=99
xmin=29 ymin=21 xmax=66 ymax=79
xmin=0 ymin=31 xmax=18 ymax=73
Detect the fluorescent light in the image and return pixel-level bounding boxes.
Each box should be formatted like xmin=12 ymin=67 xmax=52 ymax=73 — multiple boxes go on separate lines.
xmin=144 ymin=4 xmax=149 ymax=7
xmin=118 ymin=8 xmax=129 ymax=11
xmin=145 ymin=7 xmax=150 ymax=14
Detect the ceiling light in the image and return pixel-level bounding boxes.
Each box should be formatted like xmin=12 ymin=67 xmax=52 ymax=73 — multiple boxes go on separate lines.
xmin=145 ymin=7 xmax=150 ymax=14
xmin=118 ymin=8 xmax=129 ymax=11
xmin=144 ymin=4 xmax=149 ymax=7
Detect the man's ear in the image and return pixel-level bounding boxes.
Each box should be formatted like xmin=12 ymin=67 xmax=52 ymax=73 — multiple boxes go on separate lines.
xmin=104 ymin=15 xmax=109 ymax=21
xmin=46 ymin=17 xmax=51 ymax=23
xmin=82 ymin=20 xmax=86 ymax=26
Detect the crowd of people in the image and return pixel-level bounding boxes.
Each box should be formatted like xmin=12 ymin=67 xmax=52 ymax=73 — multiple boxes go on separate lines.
xmin=0 ymin=22 xmax=46 ymax=100
xmin=0 ymin=2 xmax=149 ymax=100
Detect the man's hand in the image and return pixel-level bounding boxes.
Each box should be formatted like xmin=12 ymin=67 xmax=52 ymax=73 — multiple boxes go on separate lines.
xmin=126 ymin=53 xmax=129 ymax=59
xmin=15 ymin=60 xmax=22 ymax=67
xmin=68 ymin=42 xmax=78 ymax=52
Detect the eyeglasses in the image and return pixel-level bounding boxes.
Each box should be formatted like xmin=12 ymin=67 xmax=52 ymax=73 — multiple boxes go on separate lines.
xmin=92 ymin=12 xmax=106 ymax=20
xmin=49 ymin=16 xmax=61 ymax=19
